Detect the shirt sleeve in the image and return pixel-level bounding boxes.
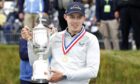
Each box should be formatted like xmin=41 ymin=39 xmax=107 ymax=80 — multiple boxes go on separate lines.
xmin=65 ymin=35 xmax=100 ymax=81
xmin=19 ymin=38 xmax=29 ymax=61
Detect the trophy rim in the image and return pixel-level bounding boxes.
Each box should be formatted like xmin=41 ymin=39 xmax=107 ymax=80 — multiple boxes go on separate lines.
xmin=31 ymin=79 xmax=48 ymax=84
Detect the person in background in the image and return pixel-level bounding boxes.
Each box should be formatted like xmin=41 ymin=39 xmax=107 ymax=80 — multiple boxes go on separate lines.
xmin=19 ymin=38 xmax=32 ymax=84
xmin=116 ymin=0 xmax=140 ymax=50
xmin=96 ymin=0 xmax=120 ymax=50
xmin=0 ymin=0 xmax=6 ymax=44
xmin=18 ymin=0 xmax=50 ymax=28
xmin=21 ymin=2 xmax=100 ymax=84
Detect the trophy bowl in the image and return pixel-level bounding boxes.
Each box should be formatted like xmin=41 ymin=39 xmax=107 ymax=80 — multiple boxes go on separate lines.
xmin=31 ymin=19 xmax=50 ymax=83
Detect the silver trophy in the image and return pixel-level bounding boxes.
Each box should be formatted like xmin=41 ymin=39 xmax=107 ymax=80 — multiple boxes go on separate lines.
xmin=31 ymin=14 xmax=50 ymax=83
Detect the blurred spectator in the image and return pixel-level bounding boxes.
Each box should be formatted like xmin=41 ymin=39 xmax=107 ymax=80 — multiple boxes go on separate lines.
xmin=81 ymin=0 xmax=95 ymax=21
xmin=0 ymin=0 xmax=6 ymax=44
xmin=116 ymin=0 xmax=140 ymax=50
xmin=53 ymin=0 xmax=81 ymax=31
xmin=116 ymin=0 xmax=131 ymax=50
xmin=82 ymin=0 xmax=101 ymax=38
xmin=2 ymin=1 xmax=22 ymax=44
xmin=0 ymin=0 xmax=5 ymax=26
xmin=3 ymin=6 xmax=19 ymax=44
xmin=18 ymin=0 xmax=50 ymax=28
xmin=95 ymin=0 xmax=120 ymax=50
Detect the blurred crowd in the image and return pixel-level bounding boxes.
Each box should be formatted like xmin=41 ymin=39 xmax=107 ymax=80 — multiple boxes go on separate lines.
xmin=0 ymin=0 xmax=140 ymax=50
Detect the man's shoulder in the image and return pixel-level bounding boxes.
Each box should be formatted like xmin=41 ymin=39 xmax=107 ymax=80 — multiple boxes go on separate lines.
xmin=83 ymin=31 xmax=99 ymax=46
xmin=50 ymin=31 xmax=64 ymax=40
xmin=52 ymin=31 xmax=64 ymax=37
xmin=85 ymin=31 xmax=97 ymax=39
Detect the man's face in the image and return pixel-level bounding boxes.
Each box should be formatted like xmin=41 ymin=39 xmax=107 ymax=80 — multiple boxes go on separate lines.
xmin=64 ymin=13 xmax=85 ymax=34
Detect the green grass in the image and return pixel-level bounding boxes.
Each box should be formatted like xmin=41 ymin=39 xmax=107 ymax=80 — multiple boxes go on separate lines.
xmin=90 ymin=50 xmax=140 ymax=84
xmin=0 ymin=45 xmax=20 ymax=84
xmin=0 ymin=45 xmax=140 ymax=84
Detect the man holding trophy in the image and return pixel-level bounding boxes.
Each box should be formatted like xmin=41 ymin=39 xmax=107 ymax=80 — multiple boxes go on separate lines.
xmin=20 ymin=14 xmax=57 ymax=84
xmin=21 ymin=2 xmax=100 ymax=84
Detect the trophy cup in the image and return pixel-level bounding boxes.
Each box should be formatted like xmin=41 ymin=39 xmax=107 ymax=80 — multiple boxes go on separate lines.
xmin=31 ymin=14 xmax=50 ymax=83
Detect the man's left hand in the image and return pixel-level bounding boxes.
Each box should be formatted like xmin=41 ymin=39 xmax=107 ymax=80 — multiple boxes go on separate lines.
xmin=49 ymin=69 xmax=65 ymax=83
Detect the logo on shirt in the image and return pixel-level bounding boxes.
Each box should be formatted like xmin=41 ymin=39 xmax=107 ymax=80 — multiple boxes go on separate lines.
xmin=79 ymin=36 xmax=88 ymax=47
xmin=79 ymin=42 xmax=85 ymax=46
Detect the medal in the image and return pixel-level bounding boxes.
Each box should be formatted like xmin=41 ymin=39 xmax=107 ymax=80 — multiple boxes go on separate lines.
xmin=62 ymin=55 xmax=68 ymax=62
xmin=61 ymin=28 xmax=86 ymax=62
xmin=62 ymin=29 xmax=86 ymax=55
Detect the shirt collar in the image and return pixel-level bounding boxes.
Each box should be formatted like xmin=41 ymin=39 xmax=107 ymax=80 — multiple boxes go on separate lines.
xmin=64 ymin=27 xmax=85 ymax=37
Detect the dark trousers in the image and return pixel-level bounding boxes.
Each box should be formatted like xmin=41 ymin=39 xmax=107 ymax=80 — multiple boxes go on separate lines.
xmin=129 ymin=7 xmax=140 ymax=49
xmin=120 ymin=6 xmax=140 ymax=50
xmin=119 ymin=7 xmax=131 ymax=50
xmin=58 ymin=9 xmax=67 ymax=31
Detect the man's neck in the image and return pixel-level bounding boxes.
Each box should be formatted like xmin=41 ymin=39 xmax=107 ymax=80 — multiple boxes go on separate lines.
xmin=67 ymin=28 xmax=82 ymax=37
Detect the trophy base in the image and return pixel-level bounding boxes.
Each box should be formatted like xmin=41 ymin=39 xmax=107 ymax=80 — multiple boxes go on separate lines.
xmin=31 ymin=79 xmax=48 ymax=84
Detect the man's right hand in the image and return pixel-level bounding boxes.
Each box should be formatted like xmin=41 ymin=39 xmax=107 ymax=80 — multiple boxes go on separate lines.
xmin=19 ymin=13 xmax=24 ymax=21
xmin=21 ymin=26 xmax=32 ymax=41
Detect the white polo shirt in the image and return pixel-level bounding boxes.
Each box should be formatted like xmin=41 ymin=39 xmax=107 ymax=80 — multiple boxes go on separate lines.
xmin=49 ymin=28 xmax=100 ymax=84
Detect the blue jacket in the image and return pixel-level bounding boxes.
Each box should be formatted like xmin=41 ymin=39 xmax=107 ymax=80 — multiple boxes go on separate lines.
xmin=19 ymin=38 xmax=32 ymax=81
xmin=18 ymin=0 xmax=50 ymax=14
xmin=96 ymin=0 xmax=117 ymax=22
xmin=116 ymin=0 xmax=140 ymax=10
